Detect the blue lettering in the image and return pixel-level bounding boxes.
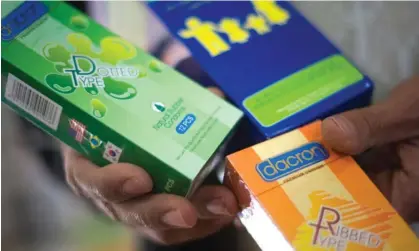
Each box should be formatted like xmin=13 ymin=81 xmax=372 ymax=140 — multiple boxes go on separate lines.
xmin=176 ymin=114 xmax=196 ymax=134
xmin=2 ymin=1 xmax=48 ymax=41
xmin=256 ymin=142 xmax=329 ymax=182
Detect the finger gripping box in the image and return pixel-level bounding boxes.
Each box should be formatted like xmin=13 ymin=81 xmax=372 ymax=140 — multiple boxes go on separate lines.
xmin=148 ymin=0 xmax=374 ymax=142
xmin=225 ymin=121 xmax=419 ymax=251
xmin=1 ymin=1 xmax=242 ymax=197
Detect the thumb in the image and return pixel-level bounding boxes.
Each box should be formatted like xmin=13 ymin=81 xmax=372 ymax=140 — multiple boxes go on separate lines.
xmin=322 ymin=76 xmax=419 ymax=155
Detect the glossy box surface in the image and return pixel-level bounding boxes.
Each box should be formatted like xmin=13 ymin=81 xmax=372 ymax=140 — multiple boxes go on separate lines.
xmin=225 ymin=121 xmax=419 ymax=251
xmin=148 ymin=0 xmax=374 ymax=141
xmin=1 ymin=1 xmax=242 ymax=196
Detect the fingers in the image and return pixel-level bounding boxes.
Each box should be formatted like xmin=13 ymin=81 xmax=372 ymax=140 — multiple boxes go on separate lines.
xmin=208 ymin=87 xmax=225 ymax=99
xmin=116 ymin=193 xmax=198 ymax=230
xmin=146 ymin=217 xmax=234 ymax=245
xmin=391 ymin=137 xmax=419 ymax=223
xmin=63 ymin=145 xmax=153 ymax=202
xmin=322 ymin=75 xmax=419 ymax=154
xmin=106 ymin=186 xmax=237 ymax=246
xmin=190 ymin=185 xmax=238 ymax=219
xmin=124 ymin=185 xmax=237 ymax=245
xmin=61 ymin=141 xmax=237 ymax=245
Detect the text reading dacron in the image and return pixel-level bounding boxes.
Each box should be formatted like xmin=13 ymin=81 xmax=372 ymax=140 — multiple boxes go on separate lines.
xmin=256 ymin=142 xmax=329 ymax=182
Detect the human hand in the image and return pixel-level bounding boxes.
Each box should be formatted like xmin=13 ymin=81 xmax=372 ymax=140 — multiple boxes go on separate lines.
xmin=322 ymin=75 xmax=419 ymax=223
xmin=62 ymin=87 xmax=237 ymax=245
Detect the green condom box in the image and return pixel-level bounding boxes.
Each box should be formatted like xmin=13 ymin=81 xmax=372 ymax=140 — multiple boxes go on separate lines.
xmin=1 ymin=1 xmax=243 ymax=196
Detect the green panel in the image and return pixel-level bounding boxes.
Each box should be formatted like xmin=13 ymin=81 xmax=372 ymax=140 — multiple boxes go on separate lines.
xmin=243 ymin=55 xmax=363 ymax=127
xmin=1 ymin=1 xmax=23 ymax=18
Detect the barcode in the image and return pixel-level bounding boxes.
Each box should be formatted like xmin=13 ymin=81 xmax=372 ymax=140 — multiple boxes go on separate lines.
xmin=5 ymin=74 xmax=62 ymax=130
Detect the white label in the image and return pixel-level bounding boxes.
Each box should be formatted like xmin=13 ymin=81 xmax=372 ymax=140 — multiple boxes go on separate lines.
xmin=5 ymin=73 xmax=62 ymax=130
xmin=103 ymin=142 xmax=122 ymax=163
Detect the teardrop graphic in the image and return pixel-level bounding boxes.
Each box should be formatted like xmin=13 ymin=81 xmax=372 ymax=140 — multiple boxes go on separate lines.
xmin=138 ymin=70 xmax=147 ymax=78
xmin=152 ymin=102 xmax=165 ymax=113
xmin=132 ymin=65 xmax=147 ymax=79
xmin=45 ymin=74 xmax=76 ymax=94
xmin=91 ymin=99 xmax=107 ymax=118
xmin=103 ymin=78 xmax=137 ymax=100
xmin=84 ymin=85 xmax=99 ymax=96
xmin=99 ymin=37 xmax=137 ymax=65
xmin=149 ymin=59 xmax=163 ymax=73
xmin=70 ymin=15 xmax=89 ymax=30
xmin=67 ymin=33 xmax=98 ymax=58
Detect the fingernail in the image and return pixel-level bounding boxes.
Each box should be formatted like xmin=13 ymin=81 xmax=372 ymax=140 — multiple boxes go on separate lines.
xmin=323 ymin=116 xmax=350 ymax=142
xmin=161 ymin=210 xmax=191 ymax=228
xmin=330 ymin=116 xmax=351 ymax=133
xmin=122 ymin=178 xmax=150 ymax=195
xmin=206 ymin=199 xmax=232 ymax=216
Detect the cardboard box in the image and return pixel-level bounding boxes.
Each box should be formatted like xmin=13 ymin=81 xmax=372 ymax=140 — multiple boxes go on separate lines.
xmin=225 ymin=121 xmax=419 ymax=251
xmin=1 ymin=1 xmax=242 ymax=196
xmin=148 ymin=0 xmax=374 ymax=141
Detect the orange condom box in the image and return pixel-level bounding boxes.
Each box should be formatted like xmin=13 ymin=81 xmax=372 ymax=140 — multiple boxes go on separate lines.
xmin=224 ymin=120 xmax=419 ymax=251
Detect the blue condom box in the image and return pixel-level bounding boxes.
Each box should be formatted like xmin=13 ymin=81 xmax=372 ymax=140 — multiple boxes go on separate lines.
xmin=148 ymin=0 xmax=374 ymax=142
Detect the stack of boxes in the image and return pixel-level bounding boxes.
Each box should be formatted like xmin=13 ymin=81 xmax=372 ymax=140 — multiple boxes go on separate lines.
xmin=2 ymin=1 xmax=418 ymax=250
xmin=149 ymin=1 xmax=419 ymax=250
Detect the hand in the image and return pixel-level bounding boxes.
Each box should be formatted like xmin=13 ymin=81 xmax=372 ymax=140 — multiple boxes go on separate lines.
xmin=62 ymin=87 xmax=237 ymax=245
xmin=322 ymin=75 xmax=419 ymax=223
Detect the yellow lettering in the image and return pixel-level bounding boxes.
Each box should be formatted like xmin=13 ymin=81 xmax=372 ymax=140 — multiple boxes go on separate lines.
xmin=251 ymin=0 xmax=290 ymax=25
xmin=245 ymin=14 xmax=271 ymax=35
xmin=179 ymin=2 xmax=292 ymax=57
xmin=217 ymin=18 xmax=250 ymax=44
xmin=179 ymin=17 xmax=230 ymax=57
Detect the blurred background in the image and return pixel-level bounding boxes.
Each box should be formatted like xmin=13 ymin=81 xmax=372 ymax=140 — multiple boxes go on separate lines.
xmin=2 ymin=1 xmax=419 ymax=251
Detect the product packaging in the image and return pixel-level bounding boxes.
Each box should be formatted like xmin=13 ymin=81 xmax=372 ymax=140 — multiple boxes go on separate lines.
xmin=1 ymin=1 xmax=242 ymax=196
xmin=148 ymin=0 xmax=374 ymax=141
xmin=225 ymin=121 xmax=419 ymax=251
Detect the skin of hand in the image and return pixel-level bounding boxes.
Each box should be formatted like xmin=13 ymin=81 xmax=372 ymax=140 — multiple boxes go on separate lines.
xmin=322 ymin=75 xmax=419 ymax=224
xmin=62 ymin=87 xmax=238 ymax=245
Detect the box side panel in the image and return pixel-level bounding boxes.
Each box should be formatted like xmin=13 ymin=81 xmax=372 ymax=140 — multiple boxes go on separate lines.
xmin=225 ymin=154 xmax=294 ymax=251
xmin=241 ymin=194 xmax=294 ymax=251
xmin=224 ymin=159 xmax=252 ymax=208
xmin=2 ymin=58 xmax=191 ymax=196
xmin=226 ymin=146 xmax=277 ymax=197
